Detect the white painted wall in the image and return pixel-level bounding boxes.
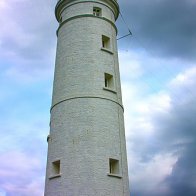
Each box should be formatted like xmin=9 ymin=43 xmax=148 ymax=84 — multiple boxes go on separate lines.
xmin=45 ymin=0 xmax=130 ymax=195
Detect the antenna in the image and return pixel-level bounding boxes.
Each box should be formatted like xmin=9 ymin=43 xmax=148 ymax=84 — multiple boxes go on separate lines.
xmin=117 ymin=11 xmax=132 ymax=41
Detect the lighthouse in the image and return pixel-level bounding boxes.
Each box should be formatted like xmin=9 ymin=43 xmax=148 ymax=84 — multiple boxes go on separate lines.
xmin=44 ymin=0 xmax=130 ymax=195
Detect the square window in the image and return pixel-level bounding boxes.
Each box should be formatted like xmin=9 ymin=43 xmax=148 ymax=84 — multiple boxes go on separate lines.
xmin=104 ymin=73 xmax=114 ymax=89
xmin=93 ymin=7 xmax=102 ymax=17
xmin=102 ymin=35 xmax=110 ymax=49
xmin=51 ymin=160 xmax=60 ymax=176
xmin=109 ymin=158 xmax=119 ymax=175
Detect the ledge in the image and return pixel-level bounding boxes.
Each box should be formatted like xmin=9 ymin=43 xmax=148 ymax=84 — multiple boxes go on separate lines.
xmin=50 ymin=96 xmax=124 ymax=112
xmin=101 ymin=47 xmax=114 ymax=54
xmin=103 ymin=87 xmax=117 ymax=94
xmin=56 ymin=15 xmax=118 ymax=36
xmin=49 ymin=174 xmax=61 ymax=179
xmin=107 ymin=173 xmax=122 ymax=178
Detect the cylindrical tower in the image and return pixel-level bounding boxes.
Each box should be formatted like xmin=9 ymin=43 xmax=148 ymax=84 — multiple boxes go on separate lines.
xmin=44 ymin=0 xmax=130 ymax=195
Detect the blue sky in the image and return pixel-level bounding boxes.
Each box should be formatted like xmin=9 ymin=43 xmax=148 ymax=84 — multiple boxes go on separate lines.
xmin=0 ymin=0 xmax=196 ymax=195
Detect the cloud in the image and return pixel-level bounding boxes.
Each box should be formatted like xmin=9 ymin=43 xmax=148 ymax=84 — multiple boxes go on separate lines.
xmin=169 ymin=66 xmax=196 ymax=94
xmin=0 ymin=90 xmax=49 ymax=195
xmin=0 ymin=1 xmax=54 ymax=195
xmin=0 ymin=0 xmax=57 ymax=83
xmin=118 ymin=0 xmax=196 ymax=60
xmin=164 ymin=143 xmax=196 ymax=196
xmin=130 ymin=153 xmax=177 ymax=195
xmin=124 ymin=65 xmax=196 ymax=195
xmin=0 ymin=0 xmax=56 ymax=60
xmin=0 ymin=151 xmax=45 ymax=196
xmin=159 ymin=67 xmax=196 ymax=195
xmin=119 ymin=50 xmax=144 ymax=80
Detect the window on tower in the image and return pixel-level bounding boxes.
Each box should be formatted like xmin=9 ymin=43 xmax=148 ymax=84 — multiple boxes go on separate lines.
xmin=102 ymin=35 xmax=110 ymax=49
xmin=103 ymin=73 xmax=116 ymax=93
xmin=104 ymin=73 xmax=114 ymax=89
xmin=93 ymin=7 xmax=102 ymax=17
xmin=101 ymin=35 xmax=113 ymax=54
xmin=49 ymin=160 xmax=61 ymax=179
xmin=109 ymin=158 xmax=119 ymax=175
xmin=107 ymin=158 xmax=122 ymax=178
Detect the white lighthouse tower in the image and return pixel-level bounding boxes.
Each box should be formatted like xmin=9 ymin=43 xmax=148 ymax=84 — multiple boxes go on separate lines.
xmin=44 ymin=0 xmax=130 ymax=195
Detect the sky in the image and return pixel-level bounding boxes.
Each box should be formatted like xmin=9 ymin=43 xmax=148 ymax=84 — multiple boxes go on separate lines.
xmin=0 ymin=0 xmax=196 ymax=195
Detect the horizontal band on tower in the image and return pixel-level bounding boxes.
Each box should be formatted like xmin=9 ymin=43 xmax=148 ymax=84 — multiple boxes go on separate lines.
xmin=56 ymin=14 xmax=118 ymax=36
xmin=50 ymin=96 xmax=124 ymax=112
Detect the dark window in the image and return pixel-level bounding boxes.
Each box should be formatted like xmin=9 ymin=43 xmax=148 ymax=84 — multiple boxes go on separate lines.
xmin=104 ymin=73 xmax=114 ymax=89
xmin=52 ymin=160 xmax=60 ymax=176
xmin=93 ymin=7 xmax=102 ymax=17
xmin=109 ymin=158 xmax=119 ymax=175
xmin=102 ymin=35 xmax=110 ymax=49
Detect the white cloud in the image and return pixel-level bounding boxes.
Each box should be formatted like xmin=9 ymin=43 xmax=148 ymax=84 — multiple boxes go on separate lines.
xmin=170 ymin=66 xmax=196 ymax=88
xmin=0 ymin=0 xmax=7 ymax=10
xmin=0 ymin=0 xmax=56 ymax=83
xmin=0 ymin=189 xmax=6 ymax=196
xmin=130 ymin=152 xmax=178 ymax=193
xmin=119 ymin=50 xmax=144 ymax=80
xmin=4 ymin=61 xmax=54 ymax=84
xmin=121 ymin=55 xmax=196 ymax=194
xmin=0 ymin=151 xmax=45 ymax=196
